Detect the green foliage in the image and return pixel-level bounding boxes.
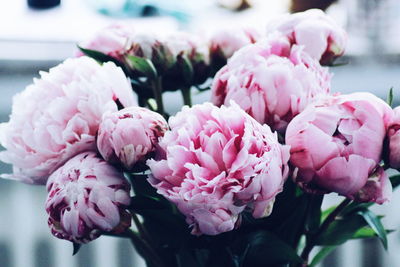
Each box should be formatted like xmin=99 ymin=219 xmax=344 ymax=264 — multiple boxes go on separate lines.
xmin=126 ymin=55 xmax=158 ymax=79
xmin=309 ymin=246 xmax=337 ymax=267
xmin=387 ymin=87 xmax=394 ymax=106
xmin=72 ymin=242 xmax=81 ymax=256
xmin=358 ymin=210 xmax=388 ymax=249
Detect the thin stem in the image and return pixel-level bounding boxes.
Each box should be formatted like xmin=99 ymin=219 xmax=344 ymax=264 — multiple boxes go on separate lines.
xmin=151 ymin=77 xmax=165 ymax=117
xmin=125 ymin=229 xmax=165 ymax=267
xmin=299 ymin=198 xmax=351 ymax=267
xmin=132 ymin=213 xmax=153 ymax=246
xmin=181 ymin=87 xmax=192 ymax=107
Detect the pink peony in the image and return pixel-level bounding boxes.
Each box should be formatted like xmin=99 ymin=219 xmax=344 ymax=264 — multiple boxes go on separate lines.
xmin=46 ymin=152 xmax=131 ymax=243
xmin=266 ymin=9 xmax=347 ymax=65
xmin=211 ymin=38 xmax=331 ymax=131
xmin=97 ymin=107 xmax=168 ymax=171
xmin=285 ymin=93 xmax=393 ymax=203
xmin=210 ymin=27 xmax=261 ymax=60
xmin=147 ymin=102 xmax=289 ymax=235
xmin=0 ymin=57 xmax=136 ymax=184
xmin=386 ymin=106 xmax=400 ymax=169
xmin=76 ymin=23 xmax=135 ymax=60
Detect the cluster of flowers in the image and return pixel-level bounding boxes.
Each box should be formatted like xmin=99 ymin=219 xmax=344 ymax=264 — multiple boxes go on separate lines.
xmin=0 ymin=9 xmax=396 ymax=245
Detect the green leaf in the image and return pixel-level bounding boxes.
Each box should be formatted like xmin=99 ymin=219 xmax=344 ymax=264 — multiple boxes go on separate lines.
xmin=387 ymin=87 xmax=394 ymax=107
xmin=310 ymin=246 xmax=337 ymax=267
xmin=342 ymin=202 xmax=372 ymax=215
xmin=390 ymin=174 xmax=400 ymax=188
xmin=126 ymin=55 xmax=158 ymax=79
xmin=242 ymin=231 xmax=303 ymax=266
xmin=352 ymin=227 xmax=394 ymax=239
xmin=72 ymin=242 xmax=81 ymax=256
xmin=358 ymin=210 xmax=388 ymax=249
xmin=321 ymin=205 xmax=336 ymax=222
xmin=78 ymin=46 xmax=122 ymax=66
xmin=315 ymin=214 xmax=367 ymax=246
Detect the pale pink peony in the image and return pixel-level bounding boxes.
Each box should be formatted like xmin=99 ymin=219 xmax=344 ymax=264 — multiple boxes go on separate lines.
xmin=210 ymin=27 xmax=261 ymax=60
xmin=211 ymin=38 xmax=331 ymax=131
xmin=97 ymin=107 xmax=168 ymax=171
xmin=266 ymin=9 xmax=347 ymax=65
xmin=46 ymin=152 xmax=131 ymax=243
xmin=76 ymin=23 xmax=135 ymax=60
xmin=0 ymin=57 xmax=136 ymax=184
xmin=386 ymin=106 xmax=400 ymax=169
xmin=285 ymin=93 xmax=393 ymax=203
xmin=147 ymin=102 xmax=289 ymax=235
xmin=164 ymin=32 xmax=210 ymax=63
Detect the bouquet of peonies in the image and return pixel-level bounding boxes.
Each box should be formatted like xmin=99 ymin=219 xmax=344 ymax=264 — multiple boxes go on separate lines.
xmin=0 ymin=9 xmax=397 ymax=267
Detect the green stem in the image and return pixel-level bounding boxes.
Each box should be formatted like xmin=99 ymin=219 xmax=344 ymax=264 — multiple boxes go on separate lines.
xmin=125 ymin=229 xmax=165 ymax=267
xmin=151 ymin=77 xmax=165 ymax=117
xmin=132 ymin=213 xmax=153 ymax=247
xmin=181 ymin=87 xmax=192 ymax=107
xmin=298 ymin=198 xmax=351 ymax=267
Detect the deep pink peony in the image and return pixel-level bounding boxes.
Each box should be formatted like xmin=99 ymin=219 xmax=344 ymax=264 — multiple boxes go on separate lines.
xmin=97 ymin=107 xmax=168 ymax=171
xmin=266 ymin=9 xmax=347 ymax=65
xmin=211 ymin=37 xmax=331 ymax=131
xmin=0 ymin=57 xmax=136 ymax=184
xmin=147 ymin=102 xmax=289 ymax=235
xmin=285 ymin=93 xmax=393 ymax=203
xmin=76 ymin=23 xmax=135 ymax=60
xmin=210 ymin=27 xmax=261 ymax=60
xmin=386 ymin=106 xmax=400 ymax=169
xmin=46 ymin=152 xmax=131 ymax=243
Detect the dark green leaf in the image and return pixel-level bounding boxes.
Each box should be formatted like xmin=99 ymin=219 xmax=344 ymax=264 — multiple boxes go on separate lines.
xmin=315 ymin=214 xmax=367 ymax=246
xmin=358 ymin=210 xmax=388 ymax=249
xmin=342 ymin=202 xmax=372 ymax=215
xmin=390 ymin=174 xmax=400 ymax=189
xmin=72 ymin=242 xmax=81 ymax=256
xmin=78 ymin=46 xmax=122 ymax=66
xmin=126 ymin=55 xmax=158 ymax=79
xmin=243 ymin=231 xmax=303 ymax=266
xmin=387 ymin=87 xmax=394 ymax=107
xmin=309 ymin=246 xmax=337 ymax=267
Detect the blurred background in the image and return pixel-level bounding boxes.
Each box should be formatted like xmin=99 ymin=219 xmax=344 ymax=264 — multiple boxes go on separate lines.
xmin=1 ymin=0 xmax=400 ymax=267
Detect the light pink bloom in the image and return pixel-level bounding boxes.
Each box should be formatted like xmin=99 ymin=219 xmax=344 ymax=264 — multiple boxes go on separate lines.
xmin=147 ymin=102 xmax=289 ymax=235
xmin=211 ymin=38 xmax=331 ymax=131
xmin=210 ymin=27 xmax=261 ymax=60
xmin=97 ymin=107 xmax=168 ymax=171
xmin=386 ymin=106 xmax=400 ymax=169
xmin=165 ymin=32 xmax=210 ymax=63
xmin=266 ymin=9 xmax=347 ymax=65
xmin=76 ymin=23 xmax=135 ymax=60
xmin=46 ymin=152 xmax=131 ymax=243
xmin=0 ymin=57 xmax=136 ymax=184
xmin=286 ymin=93 xmax=393 ymax=203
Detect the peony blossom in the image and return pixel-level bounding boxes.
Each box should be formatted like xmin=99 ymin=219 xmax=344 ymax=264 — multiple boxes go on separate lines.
xmin=46 ymin=152 xmax=131 ymax=243
xmin=266 ymin=9 xmax=347 ymax=65
xmin=285 ymin=93 xmax=393 ymax=203
xmin=386 ymin=106 xmax=400 ymax=169
xmin=210 ymin=27 xmax=261 ymax=60
xmin=211 ymin=38 xmax=331 ymax=131
xmin=147 ymin=102 xmax=289 ymax=235
xmin=97 ymin=107 xmax=168 ymax=171
xmin=76 ymin=23 xmax=135 ymax=60
xmin=0 ymin=57 xmax=136 ymax=184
